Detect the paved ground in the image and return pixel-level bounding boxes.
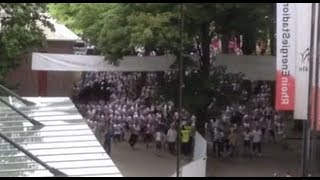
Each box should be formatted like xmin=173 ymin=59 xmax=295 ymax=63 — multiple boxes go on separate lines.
xmin=110 ymin=142 xmax=188 ymax=177
xmin=109 ymin=139 xmax=303 ymax=177
xmin=206 ymin=140 xmax=301 ymax=177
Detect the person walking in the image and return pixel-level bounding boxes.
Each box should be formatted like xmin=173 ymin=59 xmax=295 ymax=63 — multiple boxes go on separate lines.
xmin=129 ymin=123 xmax=140 ymax=150
xmin=144 ymin=123 xmax=153 ymax=149
xmin=216 ymin=128 xmax=225 ymax=157
xmin=251 ymin=126 xmax=262 ymax=157
xmin=155 ymin=128 xmax=165 ymax=156
xmin=113 ymin=123 xmax=122 ymax=144
xmin=228 ymin=128 xmax=237 ymax=157
xmin=180 ymin=125 xmax=191 ymax=158
xmin=104 ymin=127 xmax=113 ymax=155
xmin=242 ymin=128 xmax=251 ymax=157
xmin=167 ymin=125 xmax=177 ymax=155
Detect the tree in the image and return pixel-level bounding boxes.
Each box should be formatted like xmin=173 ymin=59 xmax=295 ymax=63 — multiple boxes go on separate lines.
xmin=0 ymin=3 xmax=53 ymax=83
xmin=48 ymin=3 xmax=274 ymax=135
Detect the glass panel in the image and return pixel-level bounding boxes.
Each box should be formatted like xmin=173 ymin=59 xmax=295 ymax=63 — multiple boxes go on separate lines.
xmin=0 ymin=97 xmax=121 ymax=177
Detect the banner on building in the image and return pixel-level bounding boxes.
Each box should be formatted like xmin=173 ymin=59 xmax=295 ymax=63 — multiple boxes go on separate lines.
xmin=32 ymin=53 xmax=176 ymax=72
xmin=275 ymin=3 xmax=296 ymax=111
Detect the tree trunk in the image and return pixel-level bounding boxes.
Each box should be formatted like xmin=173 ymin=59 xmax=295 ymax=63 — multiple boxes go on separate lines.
xmin=221 ymin=34 xmax=229 ymax=54
xmin=242 ymin=30 xmax=256 ymax=55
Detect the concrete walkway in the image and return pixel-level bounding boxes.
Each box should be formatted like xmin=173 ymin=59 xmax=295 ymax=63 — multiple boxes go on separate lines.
xmin=110 ymin=139 xmax=302 ymax=177
xmin=207 ymin=140 xmax=301 ymax=177
xmin=110 ymin=142 xmax=188 ymax=177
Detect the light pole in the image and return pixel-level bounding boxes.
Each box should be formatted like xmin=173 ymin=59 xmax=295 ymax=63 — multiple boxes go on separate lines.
xmin=311 ymin=3 xmax=320 ymax=176
xmin=303 ymin=3 xmax=316 ymax=177
xmin=176 ymin=2 xmax=184 ymax=177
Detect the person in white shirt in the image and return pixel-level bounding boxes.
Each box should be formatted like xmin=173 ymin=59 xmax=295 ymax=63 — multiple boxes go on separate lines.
xmin=242 ymin=128 xmax=251 ymax=156
xmin=216 ymin=128 xmax=225 ymax=157
xmin=264 ymin=106 xmax=273 ymax=121
xmin=144 ymin=123 xmax=153 ymax=149
xmin=113 ymin=124 xmax=122 ymax=143
xmin=251 ymin=126 xmax=262 ymax=156
xmin=155 ymin=128 xmax=165 ymax=155
xmin=167 ymin=125 xmax=177 ymax=155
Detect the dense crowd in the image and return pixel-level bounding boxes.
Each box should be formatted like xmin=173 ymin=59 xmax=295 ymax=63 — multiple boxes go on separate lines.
xmin=206 ymin=81 xmax=288 ymax=158
xmin=73 ymin=67 xmax=287 ymax=160
xmin=73 ymin=71 xmax=196 ymax=157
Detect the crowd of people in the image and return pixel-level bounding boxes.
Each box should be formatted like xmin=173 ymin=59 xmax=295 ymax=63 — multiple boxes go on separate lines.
xmin=206 ymin=81 xmax=289 ymax=158
xmin=73 ymin=71 xmax=196 ymax=157
xmin=72 ymin=61 xmax=288 ymax=161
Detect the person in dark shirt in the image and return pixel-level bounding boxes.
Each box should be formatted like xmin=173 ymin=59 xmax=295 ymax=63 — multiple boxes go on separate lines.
xmin=104 ymin=127 xmax=113 ymax=155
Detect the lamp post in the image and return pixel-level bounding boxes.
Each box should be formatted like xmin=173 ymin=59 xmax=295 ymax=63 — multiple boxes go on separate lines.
xmin=311 ymin=3 xmax=320 ymax=176
xmin=302 ymin=3 xmax=316 ymax=176
xmin=176 ymin=2 xmax=184 ymax=177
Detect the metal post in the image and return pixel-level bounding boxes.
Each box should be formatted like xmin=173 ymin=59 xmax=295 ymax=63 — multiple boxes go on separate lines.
xmin=311 ymin=3 xmax=320 ymax=175
xmin=176 ymin=3 xmax=184 ymax=177
xmin=303 ymin=3 xmax=316 ymax=176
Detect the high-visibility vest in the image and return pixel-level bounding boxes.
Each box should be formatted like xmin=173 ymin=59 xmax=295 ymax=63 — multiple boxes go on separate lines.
xmin=185 ymin=125 xmax=194 ymax=137
xmin=181 ymin=130 xmax=190 ymax=143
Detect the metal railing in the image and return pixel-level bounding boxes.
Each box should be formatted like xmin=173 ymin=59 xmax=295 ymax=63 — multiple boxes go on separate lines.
xmin=0 ymin=97 xmax=44 ymax=129
xmin=0 ymin=132 xmax=68 ymax=177
xmin=0 ymin=84 xmax=35 ymax=106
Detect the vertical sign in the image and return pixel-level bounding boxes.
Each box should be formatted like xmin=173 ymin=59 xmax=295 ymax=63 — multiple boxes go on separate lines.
xmin=294 ymin=3 xmax=312 ymax=120
xmin=276 ymin=3 xmax=296 ymax=111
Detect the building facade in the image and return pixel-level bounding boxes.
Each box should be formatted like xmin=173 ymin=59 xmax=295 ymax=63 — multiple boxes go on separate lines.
xmin=5 ymin=19 xmax=83 ymax=97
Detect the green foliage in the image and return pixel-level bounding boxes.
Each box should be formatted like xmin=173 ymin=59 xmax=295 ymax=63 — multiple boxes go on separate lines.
xmin=0 ymin=3 xmax=52 ymax=82
xmin=48 ymin=3 xmax=274 ymax=58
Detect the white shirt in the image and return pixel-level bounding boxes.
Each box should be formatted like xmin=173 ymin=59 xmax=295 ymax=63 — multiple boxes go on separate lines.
xmin=167 ymin=129 xmax=177 ymax=142
xmin=114 ymin=125 xmax=121 ymax=135
xmin=133 ymin=125 xmax=140 ymax=135
xmin=243 ymin=122 xmax=250 ymax=129
xmin=155 ymin=132 xmax=162 ymax=142
xmin=251 ymin=129 xmax=262 ymax=143
xmin=264 ymin=107 xmax=272 ymax=116
xmin=243 ymin=132 xmax=251 ymax=141
xmin=276 ymin=122 xmax=284 ymax=134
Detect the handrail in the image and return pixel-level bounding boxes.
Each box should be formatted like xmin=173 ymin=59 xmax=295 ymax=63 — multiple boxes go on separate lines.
xmin=0 ymin=97 xmax=44 ymax=129
xmin=0 ymin=84 xmax=35 ymax=106
xmin=0 ymin=132 xmax=68 ymax=177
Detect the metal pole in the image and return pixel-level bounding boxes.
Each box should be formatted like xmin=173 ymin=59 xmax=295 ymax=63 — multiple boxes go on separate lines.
xmin=0 ymin=97 xmax=44 ymax=129
xmin=176 ymin=3 xmax=184 ymax=177
xmin=0 ymin=132 xmax=67 ymax=177
xmin=302 ymin=3 xmax=316 ymax=176
xmin=311 ymin=3 xmax=320 ymax=175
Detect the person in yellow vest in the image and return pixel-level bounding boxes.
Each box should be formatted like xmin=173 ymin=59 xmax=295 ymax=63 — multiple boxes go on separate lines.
xmin=180 ymin=124 xmax=190 ymax=157
xmin=185 ymin=122 xmax=193 ymax=157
